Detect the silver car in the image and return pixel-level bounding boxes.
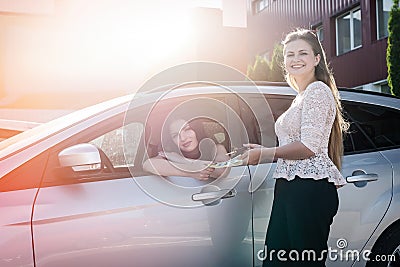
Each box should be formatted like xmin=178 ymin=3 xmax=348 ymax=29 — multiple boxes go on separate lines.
xmin=0 ymin=119 xmax=41 ymax=141
xmin=0 ymin=82 xmax=399 ymax=267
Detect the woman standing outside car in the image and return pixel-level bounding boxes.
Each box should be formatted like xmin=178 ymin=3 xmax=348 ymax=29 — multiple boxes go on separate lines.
xmin=242 ymin=28 xmax=349 ymax=266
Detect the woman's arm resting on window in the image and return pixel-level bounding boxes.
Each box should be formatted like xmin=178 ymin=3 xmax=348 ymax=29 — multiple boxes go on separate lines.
xmin=143 ymin=156 xmax=213 ymax=180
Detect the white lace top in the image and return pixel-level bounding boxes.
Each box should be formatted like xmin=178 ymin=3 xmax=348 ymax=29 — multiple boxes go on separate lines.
xmin=273 ymin=81 xmax=346 ymax=186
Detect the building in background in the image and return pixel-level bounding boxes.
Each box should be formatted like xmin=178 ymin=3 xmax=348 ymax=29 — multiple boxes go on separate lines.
xmin=247 ymin=0 xmax=394 ymax=93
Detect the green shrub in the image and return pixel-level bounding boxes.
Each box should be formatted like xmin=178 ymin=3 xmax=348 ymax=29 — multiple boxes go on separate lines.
xmin=247 ymin=55 xmax=269 ymax=81
xmin=387 ymin=0 xmax=400 ymax=97
xmin=247 ymin=44 xmax=285 ymax=82
xmin=269 ymin=44 xmax=285 ymax=82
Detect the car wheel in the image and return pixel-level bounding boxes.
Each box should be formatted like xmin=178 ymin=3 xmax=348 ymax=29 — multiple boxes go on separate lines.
xmin=366 ymin=224 xmax=400 ymax=267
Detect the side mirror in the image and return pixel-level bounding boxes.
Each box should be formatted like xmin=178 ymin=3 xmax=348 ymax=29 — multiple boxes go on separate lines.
xmin=58 ymin=143 xmax=101 ymax=172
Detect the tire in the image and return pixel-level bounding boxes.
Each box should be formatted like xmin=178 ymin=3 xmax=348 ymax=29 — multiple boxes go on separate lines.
xmin=366 ymin=225 xmax=400 ymax=267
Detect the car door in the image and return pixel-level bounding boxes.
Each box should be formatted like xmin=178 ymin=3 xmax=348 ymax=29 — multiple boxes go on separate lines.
xmin=242 ymin=93 xmax=394 ymax=266
xmin=31 ymin=93 xmax=254 ymax=267
xmin=235 ymin=92 xmax=293 ymax=266
xmin=0 ymin=152 xmax=48 ymax=267
xmin=331 ymin=100 xmax=396 ymax=266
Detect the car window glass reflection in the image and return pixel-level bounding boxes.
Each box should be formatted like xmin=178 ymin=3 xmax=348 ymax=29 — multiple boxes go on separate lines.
xmin=343 ymin=102 xmax=400 ymax=153
xmin=89 ymin=122 xmax=143 ymax=168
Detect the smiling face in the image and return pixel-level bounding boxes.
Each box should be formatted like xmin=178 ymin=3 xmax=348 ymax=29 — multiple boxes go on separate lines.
xmin=169 ymin=119 xmax=199 ymax=153
xmin=284 ymin=39 xmax=321 ymax=82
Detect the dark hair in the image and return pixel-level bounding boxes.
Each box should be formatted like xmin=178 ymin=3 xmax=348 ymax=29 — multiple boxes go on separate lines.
xmin=160 ymin=117 xmax=208 ymax=159
xmin=282 ymin=28 xmax=349 ymax=170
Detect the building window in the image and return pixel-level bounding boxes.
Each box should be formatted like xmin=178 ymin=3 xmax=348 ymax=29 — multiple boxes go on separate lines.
xmin=254 ymin=0 xmax=270 ymax=13
xmin=315 ymin=25 xmax=324 ymax=42
xmin=376 ymin=0 xmax=392 ymax=39
xmin=336 ymin=7 xmax=362 ymax=55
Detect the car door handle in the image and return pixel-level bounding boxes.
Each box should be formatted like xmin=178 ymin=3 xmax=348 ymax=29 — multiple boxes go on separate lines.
xmin=346 ymin=173 xmax=378 ymax=183
xmin=192 ymin=189 xmax=237 ymax=201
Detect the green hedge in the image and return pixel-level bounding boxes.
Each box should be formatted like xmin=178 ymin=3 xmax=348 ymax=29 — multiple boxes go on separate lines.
xmin=247 ymin=44 xmax=285 ymax=82
xmin=387 ymin=0 xmax=400 ymax=97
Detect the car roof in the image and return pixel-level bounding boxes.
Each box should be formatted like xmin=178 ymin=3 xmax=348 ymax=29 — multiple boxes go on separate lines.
xmin=338 ymin=89 xmax=400 ymax=110
xmin=1 ymin=82 xmax=398 ymax=160
xmin=151 ymin=82 xmax=399 ymax=110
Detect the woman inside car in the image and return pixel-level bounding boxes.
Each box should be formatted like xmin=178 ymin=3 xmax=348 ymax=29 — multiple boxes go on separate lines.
xmin=241 ymin=28 xmax=349 ymax=266
xmin=143 ymin=117 xmax=230 ymax=180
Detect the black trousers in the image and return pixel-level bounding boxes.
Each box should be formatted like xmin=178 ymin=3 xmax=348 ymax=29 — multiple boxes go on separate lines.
xmin=262 ymin=176 xmax=339 ymax=267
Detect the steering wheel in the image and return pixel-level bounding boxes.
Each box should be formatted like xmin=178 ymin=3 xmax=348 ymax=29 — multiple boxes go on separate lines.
xmin=98 ymin=148 xmax=115 ymax=173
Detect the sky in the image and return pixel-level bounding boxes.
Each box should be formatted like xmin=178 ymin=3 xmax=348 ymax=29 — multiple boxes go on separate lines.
xmin=0 ymin=0 xmax=250 ymax=113
xmin=0 ymin=0 xmax=229 ymax=101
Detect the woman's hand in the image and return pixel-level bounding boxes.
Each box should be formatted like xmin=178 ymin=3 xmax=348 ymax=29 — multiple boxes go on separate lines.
xmin=189 ymin=166 xmax=215 ymax=181
xmin=241 ymin=148 xmax=263 ymax=165
xmin=241 ymin=143 xmax=263 ymax=165
xmin=241 ymin=144 xmax=275 ymax=165
xmin=169 ymin=160 xmax=215 ymax=180
xmin=199 ymin=166 xmax=215 ymax=180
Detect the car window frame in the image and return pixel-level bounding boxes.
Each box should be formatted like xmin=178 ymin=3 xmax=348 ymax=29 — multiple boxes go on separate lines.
xmin=42 ymin=111 xmax=146 ymax=187
xmin=42 ymin=92 xmax=241 ymax=187
xmin=342 ymin=100 xmax=400 ymax=155
xmin=236 ymin=93 xmax=294 ymax=147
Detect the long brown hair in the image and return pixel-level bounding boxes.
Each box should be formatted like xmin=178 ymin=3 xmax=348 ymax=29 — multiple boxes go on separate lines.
xmin=282 ymin=28 xmax=349 ymax=170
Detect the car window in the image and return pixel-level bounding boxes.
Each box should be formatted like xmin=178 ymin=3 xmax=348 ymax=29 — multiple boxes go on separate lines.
xmin=144 ymin=95 xmax=236 ymax=158
xmin=202 ymin=119 xmax=230 ymax=150
xmin=238 ymin=94 xmax=293 ymax=147
xmin=342 ymin=120 xmax=375 ymax=154
xmin=344 ymin=101 xmax=400 ymax=151
xmin=42 ymin=112 xmax=146 ymax=186
xmin=89 ymin=122 xmax=143 ymax=168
